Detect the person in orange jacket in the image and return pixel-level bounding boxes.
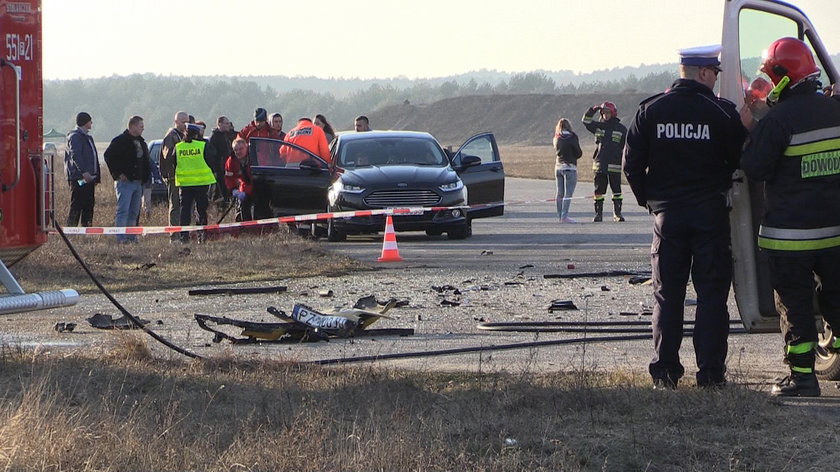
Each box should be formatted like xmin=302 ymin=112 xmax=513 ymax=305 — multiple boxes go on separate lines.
xmin=281 ymin=117 xmax=331 ymax=165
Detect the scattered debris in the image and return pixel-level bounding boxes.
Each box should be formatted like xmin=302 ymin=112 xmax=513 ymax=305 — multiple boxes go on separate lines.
xmin=480 ymin=250 xmax=493 ymax=255
xmin=87 ymin=313 xmax=149 ymax=330
xmin=440 ymin=299 xmax=461 ymax=307
xmin=601 ymin=285 xmax=611 ymax=291
xmin=548 ymin=300 xmax=578 ymax=312
xmin=567 ymin=264 xmax=576 ymax=270
xmin=318 ymin=289 xmax=334 ymax=298
xmin=431 ymin=285 xmax=461 ymax=295
xmin=194 ymin=296 xmax=411 ymax=344
xmin=134 ymin=262 xmax=157 ymax=271
xmin=518 ymin=264 xmax=534 ymax=269
xmin=504 ymin=281 xmax=524 ymax=286
xmin=628 ymin=276 xmax=653 ymax=285
xmin=473 ymin=316 xmax=485 ymax=322
xmin=54 ymin=322 xmax=76 ymax=333
xmin=188 ymin=286 xmax=288 ymax=296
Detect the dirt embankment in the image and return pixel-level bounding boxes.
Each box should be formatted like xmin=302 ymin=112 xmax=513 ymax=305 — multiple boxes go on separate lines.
xmin=370 ymin=92 xmax=651 ymax=147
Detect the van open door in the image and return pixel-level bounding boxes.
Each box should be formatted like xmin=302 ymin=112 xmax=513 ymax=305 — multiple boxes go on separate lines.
xmin=721 ymin=0 xmax=840 ymax=378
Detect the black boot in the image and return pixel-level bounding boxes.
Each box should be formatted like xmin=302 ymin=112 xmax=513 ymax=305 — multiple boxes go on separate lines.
xmin=593 ymin=200 xmax=604 ymax=222
xmin=771 ymin=372 xmax=821 ymax=397
xmin=613 ymin=200 xmax=625 ymax=222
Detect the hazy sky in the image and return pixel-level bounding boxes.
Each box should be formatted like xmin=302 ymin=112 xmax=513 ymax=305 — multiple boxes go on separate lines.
xmin=42 ymin=0 xmax=840 ymax=80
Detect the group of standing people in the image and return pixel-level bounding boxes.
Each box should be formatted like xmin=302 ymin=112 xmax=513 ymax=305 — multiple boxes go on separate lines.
xmin=622 ymin=38 xmax=840 ymax=397
xmin=62 ymin=107 xmax=350 ymax=243
xmin=552 ymin=101 xmax=626 ymax=223
xmin=555 ymin=38 xmax=840 ymax=397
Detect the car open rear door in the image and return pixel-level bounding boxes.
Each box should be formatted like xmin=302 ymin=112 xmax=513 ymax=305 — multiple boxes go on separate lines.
xmin=248 ymin=138 xmax=333 ymax=218
xmin=450 ymin=132 xmax=505 ymax=219
xmin=722 ymin=0 xmax=839 ymax=334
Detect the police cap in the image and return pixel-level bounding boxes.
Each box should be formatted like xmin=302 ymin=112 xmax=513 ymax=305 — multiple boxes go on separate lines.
xmin=679 ymin=44 xmax=722 ymax=69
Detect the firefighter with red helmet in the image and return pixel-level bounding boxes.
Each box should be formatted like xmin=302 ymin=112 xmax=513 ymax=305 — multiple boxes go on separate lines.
xmin=582 ymin=101 xmax=627 ymax=222
xmin=624 ymin=45 xmax=746 ymax=389
xmin=741 ymin=37 xmax=840 ymax=396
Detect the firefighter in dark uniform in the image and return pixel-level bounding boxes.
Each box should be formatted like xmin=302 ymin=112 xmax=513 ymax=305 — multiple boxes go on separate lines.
xmin=582 ymin=101 xmax=627 ymax=222
xmin=741 ymin=37 xmax=840 ymax=397
xmin=624 ymin=45 xmax=747 ymax=389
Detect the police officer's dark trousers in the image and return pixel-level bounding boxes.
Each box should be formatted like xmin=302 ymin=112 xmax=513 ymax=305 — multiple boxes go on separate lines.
xmin=769 ymin=252 xmax=840 ymax=371
xmin=649 ymin=196 xmax=731 ymax=385
xmin=178 ymin=185 xmax=210 ymax=242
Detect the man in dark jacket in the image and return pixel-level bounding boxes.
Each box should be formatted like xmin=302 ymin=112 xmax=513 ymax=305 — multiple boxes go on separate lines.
xmin=624 ymin=45 xmax=746 ymax=390
xmin=63 ymin=112 xmax=100 ymax=226
xmin=160 ymin=111 xmax=189 ymax=240
xmin=741 ymin=37 xmax=840 ymax=397
xmin=209 ymin=115 xmax=234 ymax=208
xmin=582 ymin=101 xmax=627 ymax=221
xmin=104 ymin=115 xmax=152 ymax=243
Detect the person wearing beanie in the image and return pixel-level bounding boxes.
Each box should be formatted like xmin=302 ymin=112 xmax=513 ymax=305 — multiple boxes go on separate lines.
xmin=63 ymin=111 xmax=100 ymax=226
xmin=238 ymin=107 xmax=279 ymax=141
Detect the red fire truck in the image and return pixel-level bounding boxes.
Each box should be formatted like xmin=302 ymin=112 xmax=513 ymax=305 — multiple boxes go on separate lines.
xmin=0 ymin=0 xmax=77 ymax=314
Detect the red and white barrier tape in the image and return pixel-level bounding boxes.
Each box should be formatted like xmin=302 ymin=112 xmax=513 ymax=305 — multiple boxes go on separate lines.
xmin=57 ymin=192 xmax=611 ymax=236
xmin=57 ymin=203 xmax=503 ymax=236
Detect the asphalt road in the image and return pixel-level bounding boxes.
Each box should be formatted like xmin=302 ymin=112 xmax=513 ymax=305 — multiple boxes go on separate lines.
xmin=325 ymin=177 xmax=654 ymax=272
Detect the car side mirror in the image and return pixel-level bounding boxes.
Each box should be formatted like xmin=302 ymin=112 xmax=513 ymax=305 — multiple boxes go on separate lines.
xmin=459 ymin=155 xmax=482 ymax=168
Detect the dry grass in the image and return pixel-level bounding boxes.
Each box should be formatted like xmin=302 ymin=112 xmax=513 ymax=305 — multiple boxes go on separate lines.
xmin=0 ymin=342 xmax=835 ymax=471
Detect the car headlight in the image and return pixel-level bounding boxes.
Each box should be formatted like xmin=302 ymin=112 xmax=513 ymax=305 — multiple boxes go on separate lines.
xmin=329 ymin=181 xmax=365 ymax=205
xmin=439 ymin=180 xmax=464 ymax=192
xmin=342 ymin=184 xmax=365 ymax=193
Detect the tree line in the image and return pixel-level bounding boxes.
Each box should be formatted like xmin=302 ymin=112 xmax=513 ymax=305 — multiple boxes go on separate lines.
xmin=43 ymin=69 xmax=680 ymax=142
xmin=44 ymin=52 xmax=839 ymax=141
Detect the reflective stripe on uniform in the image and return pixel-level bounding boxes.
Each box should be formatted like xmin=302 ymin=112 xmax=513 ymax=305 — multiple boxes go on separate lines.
xmin=757 ymin=225 xmax=840 ymax=251
xmin=791 ymin=365 xmax=814 ymax=374
xmin=611 ymin=194 xmax=623 ymax=201
xmin=607 ymin=163 xmax=622 ymax=173
xmin=833 ymin=338 xmax=840 ymax=349
xmin=783 ymin=126 xmax=840 ymax=178
xmin=786 ymin=341 xmax=817 ymax=355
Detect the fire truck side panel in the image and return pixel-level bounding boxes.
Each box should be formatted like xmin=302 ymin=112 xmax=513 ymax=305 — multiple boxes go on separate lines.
xmin=0 ymin=0 xmax=43 ymax=265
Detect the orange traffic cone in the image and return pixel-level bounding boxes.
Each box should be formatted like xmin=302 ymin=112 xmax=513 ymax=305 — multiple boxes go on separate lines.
xmin=377 ymin=215 xmax=404 ymax=262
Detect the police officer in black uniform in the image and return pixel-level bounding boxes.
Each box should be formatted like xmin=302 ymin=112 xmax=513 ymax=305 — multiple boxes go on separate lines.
xmin=742 ymin=38 xmax=840 ymax=397
xmin=624 ymin=45 xmax=747 ymax=389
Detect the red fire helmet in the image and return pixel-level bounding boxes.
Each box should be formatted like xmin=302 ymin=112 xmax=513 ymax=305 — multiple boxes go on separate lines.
xmin=600 ymin=101 xmax=617 ymax=118
xmin=759 ymin=37 xmax=821 ymax=86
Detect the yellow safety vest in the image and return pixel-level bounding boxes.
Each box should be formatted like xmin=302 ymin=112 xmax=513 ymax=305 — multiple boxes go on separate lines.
xmin=174 ymin=140 xmax=216 ymax=187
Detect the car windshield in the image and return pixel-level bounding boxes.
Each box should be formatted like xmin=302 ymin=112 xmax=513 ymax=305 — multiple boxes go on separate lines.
xmin=338 ymin=137 xmax=447 ymax=168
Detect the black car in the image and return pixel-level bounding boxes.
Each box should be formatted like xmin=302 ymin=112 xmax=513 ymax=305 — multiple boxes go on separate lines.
xmin=247 ymin=131 xmax=505 ymax=241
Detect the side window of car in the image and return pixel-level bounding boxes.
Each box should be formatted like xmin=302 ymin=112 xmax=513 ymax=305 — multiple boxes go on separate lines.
xmin=458 ymin=136 xmax=495 ymax=165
